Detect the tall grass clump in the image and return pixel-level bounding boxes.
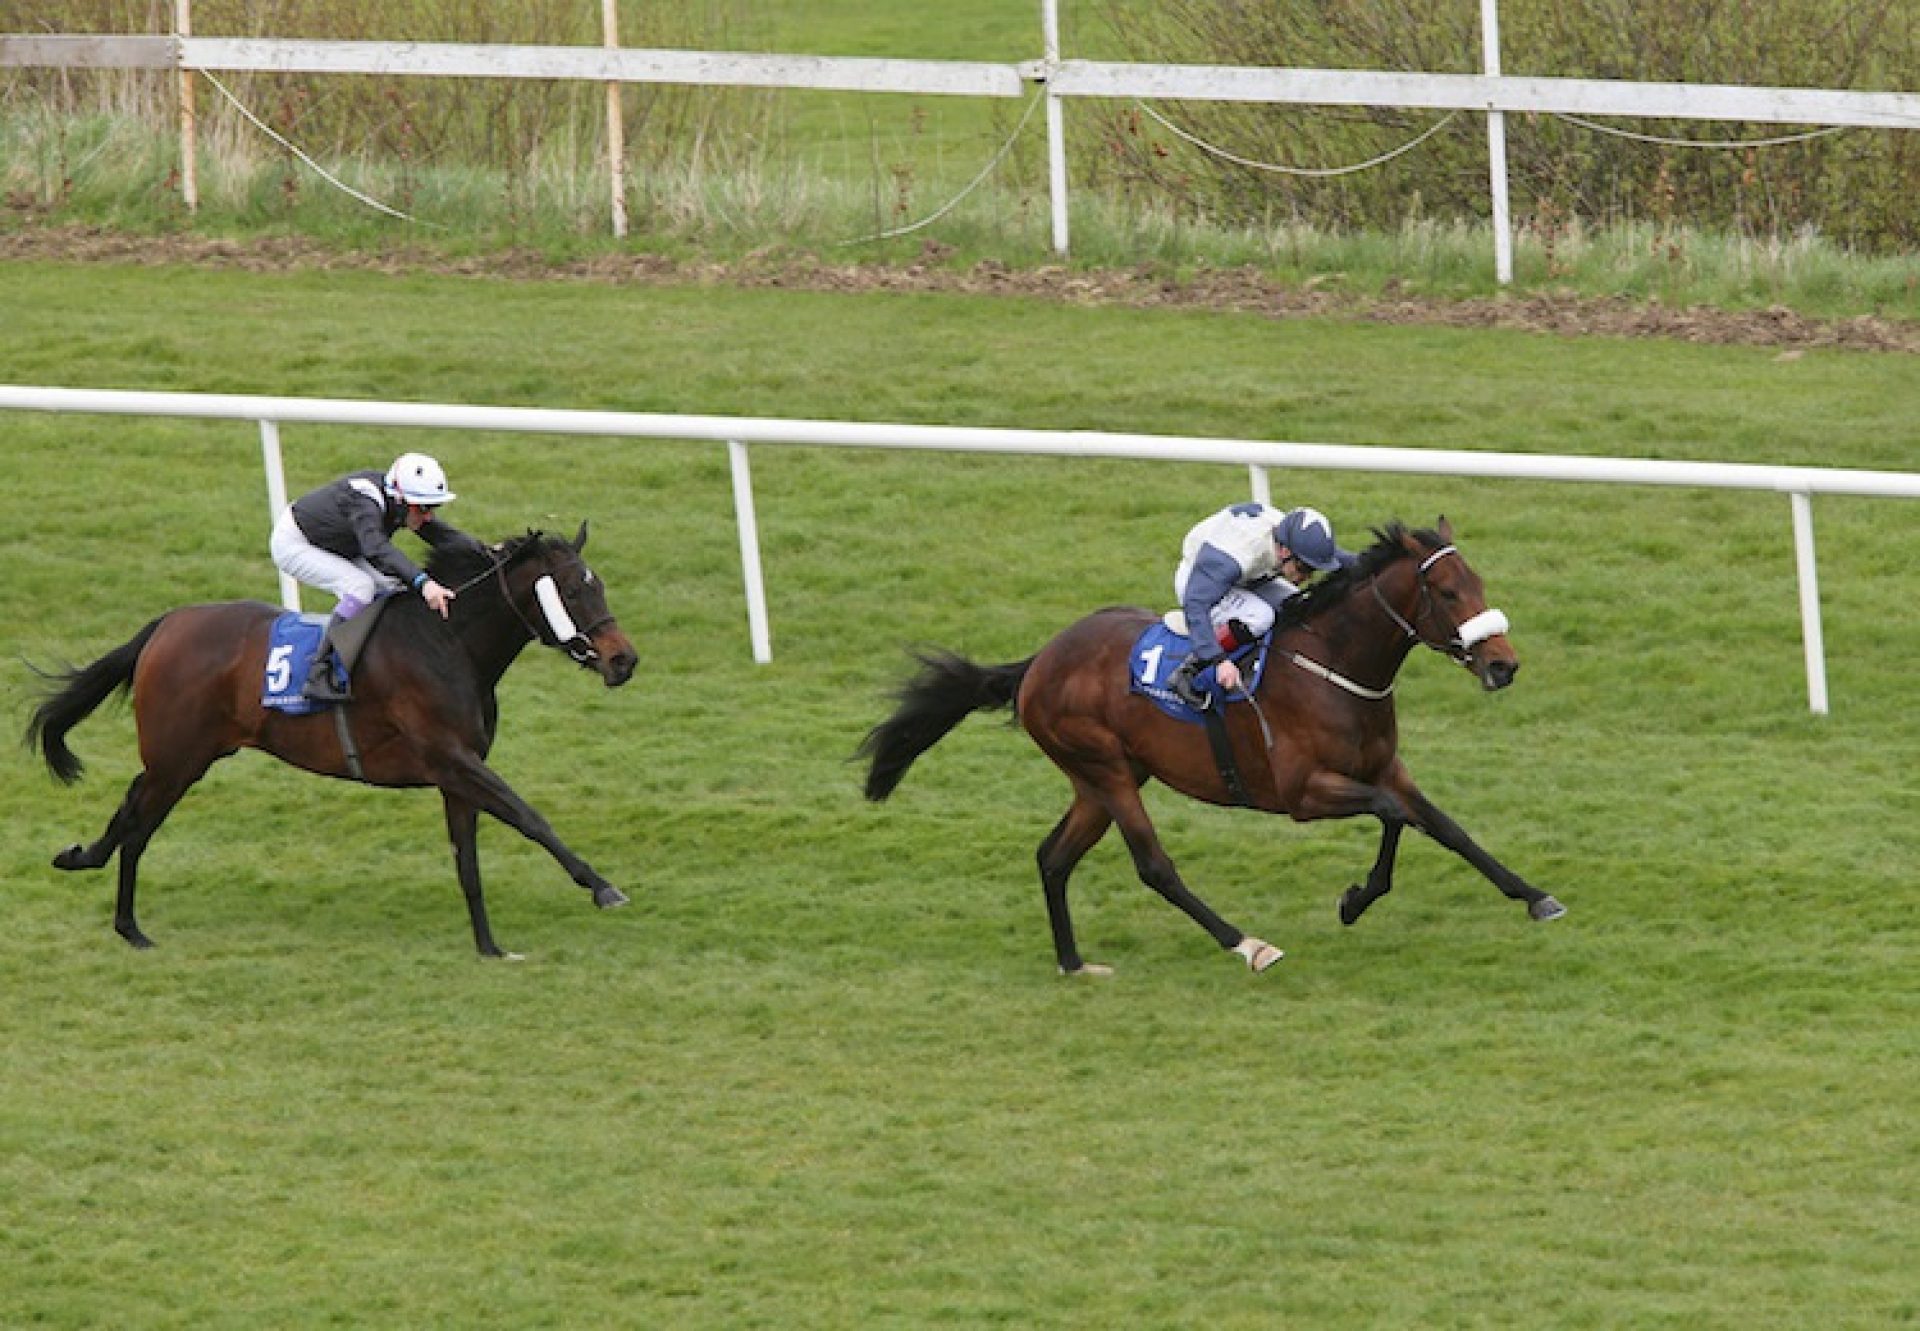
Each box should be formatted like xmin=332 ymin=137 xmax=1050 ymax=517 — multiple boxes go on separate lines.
xmin=4 ymin=0 xmax=1920 ymax=316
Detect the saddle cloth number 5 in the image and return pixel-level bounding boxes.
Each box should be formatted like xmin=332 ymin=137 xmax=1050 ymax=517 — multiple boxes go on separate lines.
xmin=267 ymin=643 xmax=295 ymax=695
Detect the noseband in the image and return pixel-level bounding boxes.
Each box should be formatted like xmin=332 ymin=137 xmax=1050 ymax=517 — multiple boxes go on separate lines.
xmin=1370 ymin=545 xmax=1510 ymax=665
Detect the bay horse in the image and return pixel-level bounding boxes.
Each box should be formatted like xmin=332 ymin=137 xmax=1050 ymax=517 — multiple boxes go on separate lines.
xmin=26 ymin=524 xmax=638 ymax=957
xmin=861 ymin=519 xmax=1564 ymax=976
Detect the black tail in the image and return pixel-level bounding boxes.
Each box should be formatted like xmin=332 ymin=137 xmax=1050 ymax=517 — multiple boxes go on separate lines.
xmin=24 ymin=617 xmax=163 ymax=785
xmin=859 ymin=650 xmax=1034 ymax=802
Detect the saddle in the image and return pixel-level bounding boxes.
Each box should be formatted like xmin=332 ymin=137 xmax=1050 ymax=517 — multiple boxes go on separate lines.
xmin=1128 ymin=616 xmax=1271 ymax=806
xmin=261 ymin=595 xmax=392 ymax=716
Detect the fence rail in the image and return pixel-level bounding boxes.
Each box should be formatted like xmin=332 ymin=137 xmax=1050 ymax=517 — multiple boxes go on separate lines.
xmin=6 ymin=383 xmax=1918 ymax=715
xmin=7 ymin=12 xmax=1920 ymax=276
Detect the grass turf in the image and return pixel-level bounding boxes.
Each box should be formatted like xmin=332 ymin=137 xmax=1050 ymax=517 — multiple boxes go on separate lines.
xmin=0 ymin=258 xmax=1914 ymax=1328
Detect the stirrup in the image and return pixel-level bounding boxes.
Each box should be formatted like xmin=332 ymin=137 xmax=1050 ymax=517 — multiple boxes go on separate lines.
xmin=1168 ymin=662 xmax=1210 ymax=709
xmin=300 ymin=658 xmax=351 ymax=702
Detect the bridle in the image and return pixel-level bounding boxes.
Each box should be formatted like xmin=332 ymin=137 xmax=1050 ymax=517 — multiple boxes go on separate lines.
xmin=452 ymin=550 xmax=611 ymax=667
xmin=1278 ymin=543 xmax=1509 ymax=701
xmin=1369 ymin=544 xmax=1509 ymax=668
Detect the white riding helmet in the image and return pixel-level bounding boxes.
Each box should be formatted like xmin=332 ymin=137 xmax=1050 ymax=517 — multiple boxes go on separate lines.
xmin=386 ymin=452 xmax=456 ymax=507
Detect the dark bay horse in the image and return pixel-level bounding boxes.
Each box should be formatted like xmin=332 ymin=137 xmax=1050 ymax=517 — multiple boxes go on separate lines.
xmin=862 ymin=520 xmax=1564 ymax=976
xmin=27 ymin=525 xmax=638 ymax=956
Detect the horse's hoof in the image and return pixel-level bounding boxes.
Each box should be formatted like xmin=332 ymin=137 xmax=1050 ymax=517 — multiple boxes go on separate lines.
xmin=1059 ymin=961 xmax=1114 ymax=978
xmin=1338 ymin=885 xmax=1366 ymax=926
xmin=593 ymin=886 xmax=629 ymax=910
xmin=52 ymin=844 xmax=86 ymax=871
xmin=1530 ymin=895 xmax=1567 ymax=922
xmin=1232 ymin=937 xmax=1285 ymax=972
xmin=115 ymin=926 xmax=155 ymax=950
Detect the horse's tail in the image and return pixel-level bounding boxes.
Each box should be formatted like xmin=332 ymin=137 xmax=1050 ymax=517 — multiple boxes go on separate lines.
xmin=860 ymin=650 xmax=1034 ymax=802
xmin=25 ymin=617 xmax=164 ymax=785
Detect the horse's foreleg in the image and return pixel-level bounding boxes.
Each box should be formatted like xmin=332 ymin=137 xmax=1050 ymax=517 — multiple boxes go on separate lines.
xmin=1340 ymin=821 xmax=1404 ymax=926
xmin=1100 ymin=779 xmax=1280 ymax=969
xmin=435 ymin=753 xmax=627 ymax=910
xmin=1036 ymin=788 xmax=1113 ymax=975
xmin=1289 ymin=770 xmax=1413 ymax=926
xmin=441 ymin=793 xmax=505 ymax=958
xmin=1394 ymin=779 xmax=1565 ymax=922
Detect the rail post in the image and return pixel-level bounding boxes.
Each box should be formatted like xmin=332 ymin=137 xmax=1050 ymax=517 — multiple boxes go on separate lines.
xmin=1789 ymin=490 xmax=1828 ymax=715
xmin=1042 ymin=0 xmax=1069 ymax=255
xmin=258 ymin=418 xmax=301 ymax=610
xmin=728 ymin=440 xmax=773 ymax=663
xmin=1479 ymin=0 xmax=1512 ymax=284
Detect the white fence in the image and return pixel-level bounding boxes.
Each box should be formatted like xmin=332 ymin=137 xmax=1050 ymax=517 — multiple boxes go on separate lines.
xmin=6 ymin=383 xmax=1920 ymax=715
xmin=7 ymin=0 xmax=1920 ymax=279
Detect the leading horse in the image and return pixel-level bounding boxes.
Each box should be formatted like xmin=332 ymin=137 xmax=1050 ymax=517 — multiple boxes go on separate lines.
xmin=27 ymin=524 xmax=637 ymax=956
xmin=862 ymin=520 xmax=1563 ymax=975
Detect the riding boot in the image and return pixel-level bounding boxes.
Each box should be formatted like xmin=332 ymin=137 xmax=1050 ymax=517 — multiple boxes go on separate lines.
xmin=301 ymin=599 xmax=382 ymax=703
xmin=1167 ymin=656 xmax=1212 ymax=709
xmin=301 ymin=629 xmax=351 ymax=702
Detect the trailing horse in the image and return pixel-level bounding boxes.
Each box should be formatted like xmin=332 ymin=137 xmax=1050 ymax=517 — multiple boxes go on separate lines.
xmin=861 ymin=519 xmax=1563 ymax=975
xmin=27 ymin=524 xmax=637 ymax=956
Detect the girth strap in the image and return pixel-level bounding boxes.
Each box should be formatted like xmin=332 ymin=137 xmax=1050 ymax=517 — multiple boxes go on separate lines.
xmin=332 ymin=705 xmax=364 ymax=781
xmin=1201 ymin=703 xmax=1253 ymax=807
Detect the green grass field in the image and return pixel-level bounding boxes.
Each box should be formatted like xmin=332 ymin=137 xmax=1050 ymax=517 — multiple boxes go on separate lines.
xmin=1 ymin=260 xmax=1915 ymax=1328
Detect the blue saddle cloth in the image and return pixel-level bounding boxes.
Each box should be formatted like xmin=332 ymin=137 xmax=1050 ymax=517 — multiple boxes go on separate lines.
xmin=262 ymin=612 xmax=344 ymax=715
xmin=1128 ymin=621 xmax=1271 ymax=723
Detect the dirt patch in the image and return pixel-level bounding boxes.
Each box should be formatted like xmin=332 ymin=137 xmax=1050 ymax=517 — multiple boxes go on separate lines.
xmin=5 ymin=223 xmax=1917 ymax=355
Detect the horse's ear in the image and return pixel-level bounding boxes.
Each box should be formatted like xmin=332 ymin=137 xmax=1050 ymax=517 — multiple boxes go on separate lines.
xmin=1437 ymin=515 xmax=1454 ymax=542
xmin=571 ymin=520 xmax=588 ymax=553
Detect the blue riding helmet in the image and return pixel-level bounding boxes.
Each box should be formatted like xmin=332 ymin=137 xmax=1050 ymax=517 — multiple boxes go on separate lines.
xmin=1274 ymin=507 xmax=1354 ymax=571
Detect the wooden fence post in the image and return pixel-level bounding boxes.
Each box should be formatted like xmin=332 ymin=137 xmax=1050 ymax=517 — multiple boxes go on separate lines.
xmin=602 ymin=0 xmax=628 ymax=238
xmin=174 ymin=0 xmax=197 ymax=213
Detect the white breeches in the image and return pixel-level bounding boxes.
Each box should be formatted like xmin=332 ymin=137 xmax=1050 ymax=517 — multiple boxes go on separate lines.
xmin=271 ymin=510 xmax=400 ymax=608
xmin=1203 ymin=587 xmax=1276 ymax=639
xmin=1171 ymin=567 xmax=1279 ymax=640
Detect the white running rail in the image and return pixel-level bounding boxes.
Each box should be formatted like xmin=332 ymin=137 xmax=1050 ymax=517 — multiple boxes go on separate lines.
xmin=7 ymin=383 xmax=1919 ymax=713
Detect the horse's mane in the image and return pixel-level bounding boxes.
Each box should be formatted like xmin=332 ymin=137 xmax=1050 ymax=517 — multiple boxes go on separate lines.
xmin=1274 ymin=522 xmax=1443 ymax=629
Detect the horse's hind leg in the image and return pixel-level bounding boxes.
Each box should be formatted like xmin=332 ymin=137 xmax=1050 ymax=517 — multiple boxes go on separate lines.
xmin=1098 ymin=776 xmax=1280 ymax=970
xmin=52 ymin=773 xmax=145 ymax=871
xmin=101 ymin=754 xmax=219 ymax=949
xmin=1036 ymin=787 xmax=1113 ymax=976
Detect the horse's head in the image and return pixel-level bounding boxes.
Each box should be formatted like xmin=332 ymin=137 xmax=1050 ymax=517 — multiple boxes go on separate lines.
xmin=498 ymin=523 xmax=637 ymax=687
xmin=1387 ymin=519 xmax=1518 ymax=691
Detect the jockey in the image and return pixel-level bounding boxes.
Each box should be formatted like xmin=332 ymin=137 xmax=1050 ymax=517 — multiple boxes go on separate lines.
xmin=1165 ymin=503 xmax=1354 ymax=708
xmin=269 ymin=452 xmax=484 ymax=701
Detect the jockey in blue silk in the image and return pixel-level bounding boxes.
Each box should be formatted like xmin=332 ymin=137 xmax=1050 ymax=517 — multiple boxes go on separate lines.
xmin=269 ymin=451 xmax=484 ymax=701
xmin=1164 ymin=503 xmax=1354 ymax=708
